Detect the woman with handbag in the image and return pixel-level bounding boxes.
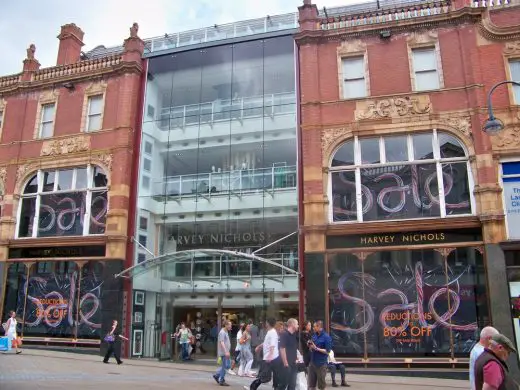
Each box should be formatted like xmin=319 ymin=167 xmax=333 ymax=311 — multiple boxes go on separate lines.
xmin=4 ymin=311 xmax=22 ymax=354
xmin=102 ymin=320 xmax=128 ymax=364
xmin=238 ymin=323 xmax=255 ymax=377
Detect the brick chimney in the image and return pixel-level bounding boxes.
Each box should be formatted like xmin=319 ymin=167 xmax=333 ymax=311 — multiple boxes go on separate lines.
xmin=57 ymin=23 xmax=84 ymax=66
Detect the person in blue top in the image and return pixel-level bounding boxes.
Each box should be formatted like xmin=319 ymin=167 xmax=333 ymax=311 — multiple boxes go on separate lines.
xmin=308 ymin=320 xmax=332 ymax=390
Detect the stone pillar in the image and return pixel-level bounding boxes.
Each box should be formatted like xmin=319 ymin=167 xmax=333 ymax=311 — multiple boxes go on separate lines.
xmin=21 ymin=44 xmax=40 ymax=82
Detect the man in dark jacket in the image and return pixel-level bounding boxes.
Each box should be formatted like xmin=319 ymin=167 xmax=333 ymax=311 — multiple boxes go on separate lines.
xmin=475 ymin=333 xmax=517 ymax=390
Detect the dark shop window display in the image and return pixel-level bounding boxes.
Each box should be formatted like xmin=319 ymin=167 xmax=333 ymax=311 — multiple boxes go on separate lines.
xmin=331 ymin=131 xmax=472 ymax=223
xmin=3 ymin=260 xmax=123 ymax=339
xmin=328 ymin=247 xmax=487 ymax=357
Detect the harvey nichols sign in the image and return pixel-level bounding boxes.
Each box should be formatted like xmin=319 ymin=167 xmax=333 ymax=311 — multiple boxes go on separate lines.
xmin=171 ymin=232 xmax=268 ymax=246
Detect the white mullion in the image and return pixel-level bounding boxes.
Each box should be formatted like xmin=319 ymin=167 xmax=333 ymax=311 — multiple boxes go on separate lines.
xmin=354 ymin=136 xmax=361 ymax=165
xmin=54 ymin=170 xmax=59 ymax=191
xmin=72 ymin=168 xmax=78 ymax=190
xmin=433 ymin=130 xmax=447 ymax=217
xmin=328 ymin=171 xmax=333 ymax=223
xmin=83 ymin=189 xmax=93 ymax=236
xmin=467 ymin=160 xmax=476 ymax=216
xmin=355 ymin=168 xmax=363 ymax=222
xmin=407 ymin=134 xmax=414 ymax=162
xmin=379 ymin=136 xmax=386 ymax=164
xmin=87 ymin=165 xmax=93 ymax=188
xmin=32 ymin=170 xmax=43 ymax=238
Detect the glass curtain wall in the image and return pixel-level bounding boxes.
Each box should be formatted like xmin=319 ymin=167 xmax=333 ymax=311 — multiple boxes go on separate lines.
xmin=134 ymin=35 xmax=298 ymax=359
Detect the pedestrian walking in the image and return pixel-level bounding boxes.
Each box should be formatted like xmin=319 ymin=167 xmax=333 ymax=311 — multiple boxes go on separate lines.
xmin=238 ymin=323 xmax=255 ymax=377
xmin=307 ymin=321 xmax=332 ymax=390
xmin=213 ymin=320 xmax=232 ymax=387
xmin=475 ymin=333 xmax=517 ymax=390
xmin=250 ymin=321 xmax=260 ymax=368
xmin=279 ymin=318 xmax=300 ymax=390
xmin=230 ymin=322 xmax=245 ymax=375
xmin=3 ymin=311 xmax=22 ymax=354
xmin=102 ymin=320 xmax=128 ymax=364
xmin=246 ymin=318 xmax=283 ymax=390
xmin=174 ymin=322 xmax=192 ymax=361
xmin=469 ymin=326 xmax=499 ymax=390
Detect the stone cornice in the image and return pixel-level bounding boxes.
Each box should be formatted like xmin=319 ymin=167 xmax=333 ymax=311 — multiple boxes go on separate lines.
xmin=0 ymin=59 xmax=142 ymax=96
xmin=295 ymin=7 xmax=484 ymax=44
xmin=478 ymin=8 xmax=520 ymax=41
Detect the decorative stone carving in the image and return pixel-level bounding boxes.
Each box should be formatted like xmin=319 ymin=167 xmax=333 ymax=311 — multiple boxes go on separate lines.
xmin=16 ymin=164 xmax=33 ymax=184
xmin=407 ymin=30 xmax=438 ymax=46
xmin=322 ymin=127 xmax=354 ymax=153
xmin=0 ymin=166 xmax=6 ymax=195
xmin=337 ymin=39 xmax=366 ymax=55
xmin=438 ymin=115 xmax=472 ymax=137
xmin=355 ymin=96 xmax=431 ymax=121
xmin=93 ymin=153 xmax=114 ymax=172
xmin=26 ymin=44 xmax=36 ymax=60
xmin=40 ymin=136 xmax=90 ymax=157
xmin=85 ymin=80 xmax=108 ymax=95
xmin=492 ymin=125 xmax=520 ymax=149
xmin=504 ymin=41 xmax=520 ymax=55
xmin=130 ymin=22 xmax=139 ymax=38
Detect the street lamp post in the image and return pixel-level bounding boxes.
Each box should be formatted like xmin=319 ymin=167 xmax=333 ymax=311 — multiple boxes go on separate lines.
xmin=483 ymin=80 xmax=520 ymax=135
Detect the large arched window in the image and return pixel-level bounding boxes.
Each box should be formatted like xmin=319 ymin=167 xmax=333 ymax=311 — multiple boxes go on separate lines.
xmin=330 ymin=130 xmax=473 ymax=222
xmin=17 ymin=165 xmax=108 ymax=238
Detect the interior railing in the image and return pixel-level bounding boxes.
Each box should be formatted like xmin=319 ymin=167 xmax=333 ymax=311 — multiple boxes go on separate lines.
xmin=152 ymin=165 xmax=297 ymax=199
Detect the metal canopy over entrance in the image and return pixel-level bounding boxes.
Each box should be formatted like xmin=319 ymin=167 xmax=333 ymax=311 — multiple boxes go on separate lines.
xmin=115 ymin=249 xmax=300 ymax=283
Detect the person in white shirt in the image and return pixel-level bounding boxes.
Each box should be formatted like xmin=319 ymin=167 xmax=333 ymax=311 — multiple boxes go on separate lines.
xmin=230 ymin=322 xmax=245 ymax=375
xmin=246 ymin=318 xmax=283 ymax=390
xmin=328 ymin=350 xmax=349 ymax=387
xmin=469 ymin=326 xmax=499 ymax=390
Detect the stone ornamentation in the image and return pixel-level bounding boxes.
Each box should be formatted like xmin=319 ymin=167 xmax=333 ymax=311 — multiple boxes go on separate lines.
xmin=492 ymin=125 xmax=520 ymax=149
xmin=355 ymin=97 xmax=431 ymax=121
xmin=504 ymin=41 xmax=520 ymax=55
xmin=93 ymin=153 xmax=114 ymax=172
xmin=322 ymin=126 xmax=354 ymax=153
xmin=26 ymin=44 xmax=36 ymax=60
xmin=40 ymin=136 xmax=90 ymax=157
xmin=0 ymin=166 xmax=7 ymax=195
xmin=439 ymin=116 xmax=472 ymax=137
xmin=130 ymin=23 xmax=139 ymax=38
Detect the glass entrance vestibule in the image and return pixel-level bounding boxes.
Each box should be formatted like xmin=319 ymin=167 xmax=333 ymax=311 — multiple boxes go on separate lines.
xmin=119 ymin=250 xmax=299 ymax=360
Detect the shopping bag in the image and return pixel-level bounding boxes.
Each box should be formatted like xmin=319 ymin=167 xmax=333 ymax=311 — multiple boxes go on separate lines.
xmin=0 ymin=336 xmax=11 ymax=352
xmin=217 ymin=356 xmax=222 ymax=365
xmin=296 ymin=371 xmax=307 ymax=390
xmin=16 ymin=337 xmax=22 ymax=346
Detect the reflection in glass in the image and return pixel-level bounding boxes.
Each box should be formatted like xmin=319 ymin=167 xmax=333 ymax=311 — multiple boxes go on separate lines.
xmin=329 ymin=253 xmax=365 ymax=356
xmin=89 ymin=191 xmax=108 ymax=234
xmin=43 ymin=171 xmax=55 ymax=192
xmin=413 ymin=133 xmax=434 ymax=160
xmin=24 ymin=175 xmax=38 ymax=194
xmin=442 ymin=163 xmax=471 ymax=216
xmin=38 ymin=192 xmax=86 ymax=237
xmin=385 ymin=136 xmax=408 ymax=162
xmin=331 ymin=171 xmax=357 ymax=222
xmin=329 ymin=248 xmax=485 ymax=358
xmin=332 ymin=141 xmax=354 ymax=167
xmin=18 ymin=197 xmax=36 ymax=237
xmin=360 ymin=138 xmax=380 ymax=164
xmin=93 ymin=166 xmax=107 ymax=187
xmin=76 ymin=168 xmax=88 ymax=189
xmin=57 ymin=169 xmax=73 ymax=191
xmin=439 ymin=133 xmax=465 ymax=158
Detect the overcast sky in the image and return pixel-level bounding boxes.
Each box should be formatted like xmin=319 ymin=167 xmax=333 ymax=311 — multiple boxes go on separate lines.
xmin=0 ymin=0 xmax=371 ymax=76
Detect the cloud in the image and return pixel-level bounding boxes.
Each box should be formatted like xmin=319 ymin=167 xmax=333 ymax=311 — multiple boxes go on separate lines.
xmin=0 ymin=0 xmax=363 ymax=76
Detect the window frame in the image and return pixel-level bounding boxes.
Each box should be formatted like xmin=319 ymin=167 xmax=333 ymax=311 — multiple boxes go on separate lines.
xmin=328 ymin=129 xmax=475 ymax=224
xmin=86 ymin=94 xmax=104 ymax=132
xmin=15 ymin=164 xmax=109 ymax=239
xmin=38 ymin=103 xmax=56 ymax=139
xmin=500 ymin=159 xmax=520 ymax=240
xmin=411 ymin=47 xmax=441 ymax=92
xmin=507 ymin=59 xmax=520 ymax=105
xmin=341 ymin=56 xmax=368 ymax=99
xmin=0 ymin=99 xmax=5 ymax=136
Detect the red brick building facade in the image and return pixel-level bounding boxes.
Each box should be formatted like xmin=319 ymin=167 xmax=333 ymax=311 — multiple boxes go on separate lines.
xmin=0 ymin=23 xmax=145 ymax=356
xmin=296 ymin=0 xmax=520 ymax=368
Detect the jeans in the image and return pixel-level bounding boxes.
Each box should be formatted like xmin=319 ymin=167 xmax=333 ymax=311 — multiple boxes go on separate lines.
xmin=181 ymin=343 xmax=190 ymax=360
xmin=216 ymin=356 xmax=231 ymax=383
xmin=328 ymin=363 xmax=346 ymax=384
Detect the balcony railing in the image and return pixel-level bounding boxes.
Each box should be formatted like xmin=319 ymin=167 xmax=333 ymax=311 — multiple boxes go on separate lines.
xmin=320 ymin=1 xmax=451 ymax=30
xmin=152 ymin=165 xmax=297 ymax=199
xmin=157 ymin=92 xmax=296 ymax=130
xmin=472 ymin=0 xmax=514 ymax=7
xmin=161 ymin=252 xmax=299 ymax=280
xmin=148 ymin=13 xmax=298 ymax=54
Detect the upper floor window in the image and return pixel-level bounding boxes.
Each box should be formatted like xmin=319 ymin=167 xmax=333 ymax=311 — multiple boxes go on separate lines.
xmin=17 ymin=165 xmax=108 ymax=239
xmin=39 ymin=103 xmax=56 ymax=138
xmin=86 ymin=95 xmax=103 ymax=132
xmin=0 ymin=109 xmax=4 ymax=129
xmin=412 ymin=48 xmax=440 ymax=91
xmin=341 ymin=57 xmax=367 ymax=99
xmin=509 ymin=60 xmax=520 ymax=104
xmin=330 ymin=130 xmax=473 ymax=223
